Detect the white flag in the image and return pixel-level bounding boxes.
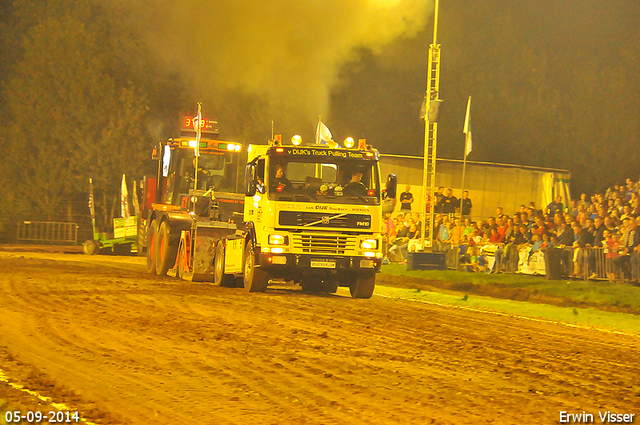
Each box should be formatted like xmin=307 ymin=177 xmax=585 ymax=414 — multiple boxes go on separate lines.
xmin=463 ymin=96 xmax=472 ymax=156
xmin=121 ymin=174 xmax=130 ymax=220
xmin=316 ymin=120 xmax=337 ymax=148
xmin=132 ymin=180 xmax=140 ymax=217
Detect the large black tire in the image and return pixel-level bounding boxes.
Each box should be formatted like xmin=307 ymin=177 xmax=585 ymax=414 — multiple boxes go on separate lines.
xmin=349 ymin=272 xmax=376 ymax=299
xmin=213 ymin=241 xmax=234 ymax=287
xmin=155 ymin=221 xmax=177 ymax=276
xmin=323 ymin=278 xmax=339 ymax=294
xmin=146 ymin=220 xmax=159 ymax=274
xmin=301 ymin=278 xmax=321 ymax=294
xmin=83 ymin=240 xmax=99 ymax=255
xmin=242 ymin=240 xmax=269 ymax=292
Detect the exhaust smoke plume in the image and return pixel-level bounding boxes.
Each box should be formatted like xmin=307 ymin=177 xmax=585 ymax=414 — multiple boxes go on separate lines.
xmin=142 ymin=0 xmax=431 ymax=138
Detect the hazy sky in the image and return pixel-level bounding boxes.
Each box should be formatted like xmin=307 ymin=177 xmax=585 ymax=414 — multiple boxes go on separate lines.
xmin=133 ymin=0 xmax=639 ymax=194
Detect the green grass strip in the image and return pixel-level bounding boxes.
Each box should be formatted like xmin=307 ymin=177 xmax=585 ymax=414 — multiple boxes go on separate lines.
xmin=381 ymin=264 xmax=640 ymax=312
xmin=374 ymin=284 xmax=640 ymax=335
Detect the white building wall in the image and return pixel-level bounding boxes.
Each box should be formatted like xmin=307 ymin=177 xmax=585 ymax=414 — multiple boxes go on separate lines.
xmin=380 ymin=154 xmax=571 ymax=220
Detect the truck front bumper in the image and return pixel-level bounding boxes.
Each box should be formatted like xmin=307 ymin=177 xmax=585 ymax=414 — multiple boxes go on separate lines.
xmin=258 ymin=253 xmax=382 ymax=272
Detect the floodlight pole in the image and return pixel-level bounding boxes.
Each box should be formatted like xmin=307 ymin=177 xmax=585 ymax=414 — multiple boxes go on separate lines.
xmin=420 ymin=0 xmax=441 ymax=252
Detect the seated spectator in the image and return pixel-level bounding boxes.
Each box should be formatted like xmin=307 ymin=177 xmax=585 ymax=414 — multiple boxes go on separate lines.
xmin=569 ymin=200 xmax=579 ymax=216
xmin=605 ymin=183 xmax=621 ymax=200
xmin=488 ymin=227 xmax=502 ymax=244
xmin=527 ymin=234 xmax=544 ymax=262
xmin=398 ymin=222 xmax=421 ymax=261
xmin=531 ymin=217 xmax=547 ymax=236
xmin=388 ymin=217 xmax=411 ymax=262
xmin=578 ymin=193 xmax=591 ymax=210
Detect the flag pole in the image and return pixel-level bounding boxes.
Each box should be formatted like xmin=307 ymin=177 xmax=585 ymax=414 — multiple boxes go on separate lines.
xmin=457 ymin=96 xmax=472 ymax=270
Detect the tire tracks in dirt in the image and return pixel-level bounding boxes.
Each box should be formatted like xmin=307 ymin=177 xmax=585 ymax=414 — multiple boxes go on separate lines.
xmin=1 ymin=252 xmax=639 ymax=424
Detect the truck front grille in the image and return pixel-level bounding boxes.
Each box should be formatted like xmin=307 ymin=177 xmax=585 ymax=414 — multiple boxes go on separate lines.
xmin=292 ymin=234 xmax=357 ymax=255
xmin=279 ymin=211 xmax=371 ymax=229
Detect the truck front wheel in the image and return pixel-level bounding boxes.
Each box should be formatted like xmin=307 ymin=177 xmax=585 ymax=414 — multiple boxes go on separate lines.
xmin=349 ymin=272 xmax=376 ymax=299
xmin=213 ymin=241 xmax=234 ymax=287
xmin=242 ymin=240 xmax=269 ymax=292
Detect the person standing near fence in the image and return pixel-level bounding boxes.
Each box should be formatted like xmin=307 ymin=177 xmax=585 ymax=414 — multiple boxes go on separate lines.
xmin=399 ymin=185 xmax=414 ymax=212
xmin=587 ymin=216 xmax=607 ymax=279
xmin=572 ymin=220 xmax=593 ymax=278
xmin=460 ymin=190 xmax=472 ymax=220
xmin=547 ymin=196 xmax=564 ymax=217
xmin=614 ymin=217 xmax=640 ymax=283
xmin=442 ymin=188 xmax=458 ymax=216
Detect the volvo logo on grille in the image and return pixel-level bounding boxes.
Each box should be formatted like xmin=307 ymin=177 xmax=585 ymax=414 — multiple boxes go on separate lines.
xmin=321 ymin=216 xmax=330 ymax=224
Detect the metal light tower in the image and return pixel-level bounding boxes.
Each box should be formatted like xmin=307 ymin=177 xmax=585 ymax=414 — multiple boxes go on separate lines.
xmin=420 ymin=0 xmax=442 ymax=251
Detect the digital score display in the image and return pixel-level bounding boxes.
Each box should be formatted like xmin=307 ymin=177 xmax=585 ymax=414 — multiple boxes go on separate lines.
xmin=183 ymin=117 xmax=218 ymax=130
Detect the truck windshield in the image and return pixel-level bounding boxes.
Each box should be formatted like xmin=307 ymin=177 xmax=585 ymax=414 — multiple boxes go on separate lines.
xmin=165 ymin=149 xmax=241 ymax=205
xmin=267 ymin=157 xmax=380 ymax=205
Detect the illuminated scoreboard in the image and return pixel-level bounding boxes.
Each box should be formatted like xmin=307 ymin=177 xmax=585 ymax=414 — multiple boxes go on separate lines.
xmin=180 ymin=117 xmax=219 ymax=139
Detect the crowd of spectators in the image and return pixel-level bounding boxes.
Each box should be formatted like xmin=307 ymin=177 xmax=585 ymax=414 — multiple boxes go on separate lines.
xmin=383 ymin=178 xmax=640 ymax=285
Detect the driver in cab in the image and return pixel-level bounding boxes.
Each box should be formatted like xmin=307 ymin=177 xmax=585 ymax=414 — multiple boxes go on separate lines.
xmin=343 ymin=169 xmax=368 ymax=197
xmin=271 ymin=164 xmax=292 ymax=192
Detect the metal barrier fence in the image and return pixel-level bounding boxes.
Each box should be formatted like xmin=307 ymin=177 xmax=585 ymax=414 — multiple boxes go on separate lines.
xmin=16 ymin=221 xmax=78 ymax=245
xmin=441 ymin=244 xmax=622 ymax=281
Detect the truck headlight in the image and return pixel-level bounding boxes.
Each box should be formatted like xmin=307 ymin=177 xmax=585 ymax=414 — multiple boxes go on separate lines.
xmin=268 ymin=234 xmax=289 ymax=245
xmin=360 ymin=239 xmax=378 ymax=249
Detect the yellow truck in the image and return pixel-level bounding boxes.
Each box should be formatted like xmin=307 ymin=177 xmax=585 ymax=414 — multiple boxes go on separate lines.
xmin=214 ymin=136 xmax=396 ymax=298
xmin=144 ymin=107 xmax=396 ymax=298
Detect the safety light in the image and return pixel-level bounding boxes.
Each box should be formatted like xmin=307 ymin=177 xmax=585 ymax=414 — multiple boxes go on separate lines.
xmin=344 ymin=137 xmax=355 ymax=149
xmin=188 ymin=140 xmax=198 ymax=148
xmin=227 ymin=143 xmax=236 ymax=151
xmin=190 ymin=196 xmax=198 ymax=203
xmin=268 ymin=234 xmax=288 ymax=245
xmin=276 ymin=184 xmax=285 ymax=192
xmin=275 ymin=147 xmax=284 ymax=153
xmin=367 ymin=189 xmax=375 ymax=196
xmin=291 ymin=135 xmax=302 ymax=146
xmin=360 ymin=239 xmax=378 ymax=250
xmin=358 ymin=138 xmax=367 ymax=150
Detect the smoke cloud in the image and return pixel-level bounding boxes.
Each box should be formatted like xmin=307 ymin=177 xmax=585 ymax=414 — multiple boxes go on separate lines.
xmin=141 ymin=0 xmax=431 ymax=137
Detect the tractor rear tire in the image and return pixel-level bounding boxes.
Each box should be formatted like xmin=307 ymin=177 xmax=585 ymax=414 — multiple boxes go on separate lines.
xmin=155 ymin=221 xmax=177 ymax=276
xmin=349 ymin=272 xmax=376 ymax=299
xmin=146 ymin=220 xmax=159 ymax=274
xmin=213 ymin=241 xmax=234 ymax=287
xmin=242 ymin=240 xmax=269 ymax=292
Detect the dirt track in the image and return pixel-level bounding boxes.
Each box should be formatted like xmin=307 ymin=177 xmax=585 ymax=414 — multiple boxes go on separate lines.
xmin=0 ymin=251 xmax=638 ymax=424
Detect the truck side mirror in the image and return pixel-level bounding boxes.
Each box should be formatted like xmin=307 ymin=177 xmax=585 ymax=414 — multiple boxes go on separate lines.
xmin=386 ymin=173 xmax=397 ymax=198
xmin=244 ymin=163 xmax=256 ymax=197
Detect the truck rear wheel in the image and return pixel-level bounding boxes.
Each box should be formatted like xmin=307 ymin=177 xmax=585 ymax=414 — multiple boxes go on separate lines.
xmin=155 ymin=221 xmax=177 ymax=276
xmin=213 ymin=241 xmax=234 ymax=287
xmin=242 ymin=240 xmax=269 ymax=292
xmin=349 ymin=272 xmax=376 ymax=299
xmin=146 ymin=220 xmax=159 ymax=274
xmin=83 ymin=240 xmax=99 ymax=255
